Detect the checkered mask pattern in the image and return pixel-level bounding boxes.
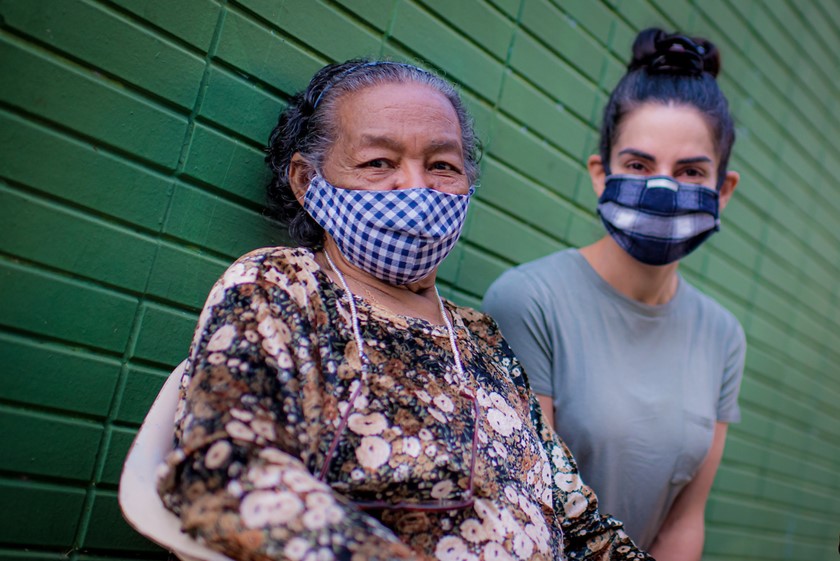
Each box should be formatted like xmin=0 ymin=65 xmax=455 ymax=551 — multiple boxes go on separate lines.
xmin=597 ymin=174 xmax=720 ymax=266
xmin=304 ymin=176 xmax=474 ymax=285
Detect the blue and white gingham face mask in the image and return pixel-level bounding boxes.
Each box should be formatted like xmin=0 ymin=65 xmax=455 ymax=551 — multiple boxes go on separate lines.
xmin=597 ymin=174 xmax=720 ymax=266
xmin=304 ymin=175 xmax=474 ymax=286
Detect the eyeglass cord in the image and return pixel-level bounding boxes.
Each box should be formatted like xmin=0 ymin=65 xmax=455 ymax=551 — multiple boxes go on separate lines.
xmin=317 ymin=249 xmax=473 ymax=483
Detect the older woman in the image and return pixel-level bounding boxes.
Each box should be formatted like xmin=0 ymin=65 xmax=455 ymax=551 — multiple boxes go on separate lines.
xmin=157 ymin=59 xmax=650 ymax=561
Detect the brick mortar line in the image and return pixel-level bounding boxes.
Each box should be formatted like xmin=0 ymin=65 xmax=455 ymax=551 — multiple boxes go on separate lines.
xmin=67 ymin=2 xmax=230 ymax=555
xmin=709 ymin=0 xmax=840 ymax=167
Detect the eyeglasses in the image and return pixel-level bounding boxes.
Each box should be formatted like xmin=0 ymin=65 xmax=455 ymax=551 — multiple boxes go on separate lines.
xmin=318 ymin=388 xmax=480 ymax=512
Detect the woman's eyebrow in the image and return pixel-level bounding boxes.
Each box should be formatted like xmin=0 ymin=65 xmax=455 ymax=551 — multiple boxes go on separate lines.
xmin=359 ymin=134 xmax=404 ymax=150
xmin=617 ymin=148 xmax=655 ymax=161
xmin=427 ymin=139 xmax=463 ymax=154
xmin=676 ymin=156 xmax=713 ymax=165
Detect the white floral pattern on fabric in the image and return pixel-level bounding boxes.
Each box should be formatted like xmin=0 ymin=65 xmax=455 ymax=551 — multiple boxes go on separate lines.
xmin=158 ymin=247 xmax=651 ymax=561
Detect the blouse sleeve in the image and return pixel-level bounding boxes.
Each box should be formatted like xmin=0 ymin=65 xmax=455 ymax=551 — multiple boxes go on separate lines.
xmin=157 ymin=260 xmax=421 ymax=561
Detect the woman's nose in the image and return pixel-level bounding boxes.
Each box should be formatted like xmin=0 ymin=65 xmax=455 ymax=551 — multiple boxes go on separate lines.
xmin=395 ymin=162 xmax=428 ymax=189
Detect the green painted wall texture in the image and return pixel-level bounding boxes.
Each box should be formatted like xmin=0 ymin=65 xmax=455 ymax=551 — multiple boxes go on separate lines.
xmin=1 ymin=0 xmax=839 ymax=559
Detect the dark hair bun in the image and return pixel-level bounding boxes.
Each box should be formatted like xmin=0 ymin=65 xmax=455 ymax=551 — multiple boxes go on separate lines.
xmin=629 ymin=27 xmax=721 ymax=77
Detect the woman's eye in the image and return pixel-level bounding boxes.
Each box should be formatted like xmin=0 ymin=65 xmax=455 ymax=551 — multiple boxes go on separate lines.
xmin=626 ymin=161 xmax=646 ymax=172
xmin=364 ymin=159 xmax=388 ymax=169
xmin=681 ymin=168 xmax=704 ymax=178
xmin=431 ymin=161 xmax=461 ymax=173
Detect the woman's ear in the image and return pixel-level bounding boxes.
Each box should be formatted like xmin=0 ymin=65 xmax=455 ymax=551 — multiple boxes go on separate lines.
xmin=588 ymin=154 xmax=607 ymax=198
xmin=288 ymin=153 xmax=314 ymax=206
xmin=718 ymin=170 xmax=739 ymax=211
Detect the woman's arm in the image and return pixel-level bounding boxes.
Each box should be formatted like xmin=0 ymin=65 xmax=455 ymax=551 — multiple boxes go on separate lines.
xmin=648 ymin=422 xmax=729 ymax=561
xmin=158 ymin=263 xmax=419 ymax=561
xmin=536 ymin=394 xmax=555 ymax=430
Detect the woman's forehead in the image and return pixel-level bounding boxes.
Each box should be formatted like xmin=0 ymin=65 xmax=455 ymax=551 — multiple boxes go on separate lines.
xmin=615 ymin=103 xmax=716 ymax=160
xmin=332 ymin=82 xmax=462 ymax=147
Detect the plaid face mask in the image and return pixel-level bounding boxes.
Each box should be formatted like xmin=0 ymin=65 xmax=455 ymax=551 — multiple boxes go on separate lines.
xmin=304 ymin=175 xmax=474 ymax=285
xmin=597 ymin=174 xmax=720 ymax=266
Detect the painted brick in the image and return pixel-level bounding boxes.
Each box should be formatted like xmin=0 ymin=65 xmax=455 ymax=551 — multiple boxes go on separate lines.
xmin=83 ymin=490 xmax=163 ymax=552
xmin=520 ymin=0 xmax=607 ymax=83
xmin=607 ymin=14 xmax=636 ymax=60
xmin=0 ymin=186 xmax=158 ymax=292
xmin=459 ymin=89 xmax=495 ymax=143
xmin=0 ymin=552 xmax=65 ymax=561
xmin=390 ymin=0 xmax=504 ymax=101
xmin=215 ymin=9 xmax=325 ymax=97
xmin=0 ymin=0 xmax=205 ymax=109
xmin=704 ymin=228 xmax=761 ymax=275
xmin=796 ymin=3 xmax=840 ymax=68
xmin=0 ymin=35 xmax=188 ymax=170
xmin=451 ymin=245 xmax=511 ymax=297
xmin=0 ymin=260 xmax=137 ymax=353
xmin=181 ymin=122 xmax=271 ymax=205
xmin=98 ymin=425 xmax=136 ymax=486
xmin=649 ymin=0 xmax=694 ymax=28
xmin=0 ymin=333 xmax=120 ymax=417
xmin=487 ymin=114 xmax=580 ymax=196
xmin=2 ymin=1 xmax=840 ymax=557
xmin=711 ymin=464 xmax=762 ymax=498
xmin=145 ymin=242 xmax=227 ymax=310
xmin=750 ymin=286 xmax=800 ymax=334
xmin=508 ymin=32 xmax=603 ymax=122
xmin=467 ymin=200 xmax=560 ymax=262
xmin=238 ymin=0 xmax=381 ymax=63
xmin=563 ymin=213 xmax=601 ymax=251
xmin=199 ymin=65 xmax=284 ymax=145
xmin=498 ymin=72 xmax=591 ymax=160
xmin=419 ymin=0 xmax=514 ymax=61
xmin=164 ymin=183 xmax=287 ymax=258
xmin=441 ymin=285 xmax=482 ymax=311
xmin=486 ymin=0 xmax=519 ymax=20
xmin=611 ymin=0 xmax=666 ymax=32
xmin=559 ymin=0 xmax=628 ymax=53
xmin=478 ymin=157 xmax=571 ymax=240
xmin=0 ymin=110 xmax=172 ymax=230
xmin=334 ymin=0 xmax=395 ymax=31
xmin=110 ymin=0 xmax=221 ymax=52
xmin=131 ymin=302 xmax=197 ymax=366
xmin=702 ymin=253 xmax=755 ymax=303
xmin=434 ymin=244 xmax=464 ymax=286
xmin=0 ymin=407 xmax=103 ymax=481
xmin=114 ymin=364 xmax=167 ymax=425
xmin=0 ymin=480 xmax=86 ymax=546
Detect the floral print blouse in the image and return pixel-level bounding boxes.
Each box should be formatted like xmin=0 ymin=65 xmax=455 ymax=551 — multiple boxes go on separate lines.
xmin=158 ymin=247 xmax=650 ymax=561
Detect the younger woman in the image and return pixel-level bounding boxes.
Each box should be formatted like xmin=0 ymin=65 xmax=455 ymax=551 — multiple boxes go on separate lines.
xmin=485 ymin=28 xmax=746 ymax=559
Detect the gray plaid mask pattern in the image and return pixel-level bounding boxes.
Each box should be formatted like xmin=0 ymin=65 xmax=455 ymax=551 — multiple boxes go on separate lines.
xmin=304 ymin=176 xmax=474 ymax=285
xmin=597 ymin=174 xmax=720 ymax=266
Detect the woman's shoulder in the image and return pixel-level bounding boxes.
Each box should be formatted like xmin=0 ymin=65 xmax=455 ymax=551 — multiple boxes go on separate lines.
xmin=448 ymin=300 xmax=509 ymax=348
xmin=221 ymin=246 xmax=321 ymax=286
xmin=679 ymin=280 xmax=745 ymax=344
xmin=489 ymin=249 xmax=584 ymax=296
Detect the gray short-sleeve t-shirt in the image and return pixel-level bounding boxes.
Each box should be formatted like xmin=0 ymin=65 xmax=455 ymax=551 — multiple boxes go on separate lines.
xmin=483 ymin=249 xmax=745 ymax=548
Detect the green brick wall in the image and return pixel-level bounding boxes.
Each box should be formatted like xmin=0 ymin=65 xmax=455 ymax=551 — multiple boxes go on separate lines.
xmin=1 ymin=1 xmax=838 ymax=559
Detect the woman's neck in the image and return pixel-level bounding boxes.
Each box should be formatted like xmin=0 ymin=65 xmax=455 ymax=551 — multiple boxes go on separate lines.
xmin=317 ymin=238 xmax=447 ymax=325
xmin=579 ymin=236 xmax=680 ymax=306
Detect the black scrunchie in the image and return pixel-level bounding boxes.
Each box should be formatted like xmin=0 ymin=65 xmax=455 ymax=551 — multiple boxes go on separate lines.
xmin=647 ymin=35 xmax=705 ymax=76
